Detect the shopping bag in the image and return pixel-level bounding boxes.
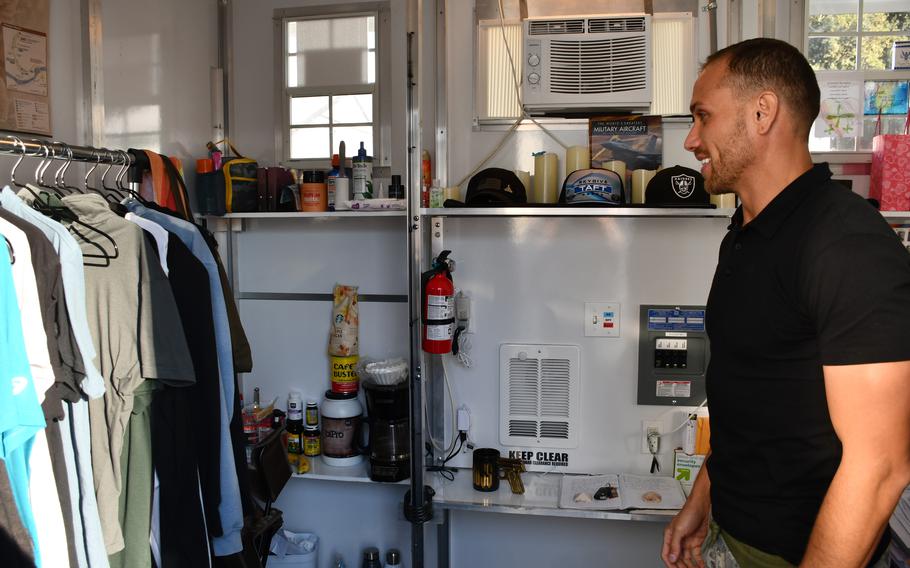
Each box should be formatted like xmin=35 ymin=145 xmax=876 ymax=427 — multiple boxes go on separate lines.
xmin=870 ymin=111 xmax=910 ymax=211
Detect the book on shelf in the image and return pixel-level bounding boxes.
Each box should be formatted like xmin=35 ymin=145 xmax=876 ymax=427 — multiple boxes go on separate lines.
xmin=558 ymin=473 xmax=686 ymax=511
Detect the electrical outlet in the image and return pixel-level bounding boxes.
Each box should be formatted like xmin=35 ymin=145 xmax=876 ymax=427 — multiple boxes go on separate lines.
xmin=641 ymin=420 xmax=662 ymax=453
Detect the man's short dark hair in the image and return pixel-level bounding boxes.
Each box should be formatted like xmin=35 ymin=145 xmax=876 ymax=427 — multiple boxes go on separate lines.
xmin=704 ymin=38 xmax=820 ymax=137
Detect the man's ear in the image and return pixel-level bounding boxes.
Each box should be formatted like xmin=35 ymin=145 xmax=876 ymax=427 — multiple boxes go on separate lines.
xmin=754 ymin=91 xmax=779 ymax=135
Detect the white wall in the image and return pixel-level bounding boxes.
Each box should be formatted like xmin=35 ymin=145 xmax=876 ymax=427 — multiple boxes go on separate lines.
xmin=101 ymin=0 xmax=218 ymax=201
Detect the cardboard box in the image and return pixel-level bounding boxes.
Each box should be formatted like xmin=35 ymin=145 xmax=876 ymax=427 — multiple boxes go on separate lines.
xmin=673 ymin=450 xmax=705 ymax=497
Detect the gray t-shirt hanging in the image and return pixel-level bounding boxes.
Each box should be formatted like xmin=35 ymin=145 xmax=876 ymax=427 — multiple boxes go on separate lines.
xmin=61 ymin=194 xmax=195 ymax=554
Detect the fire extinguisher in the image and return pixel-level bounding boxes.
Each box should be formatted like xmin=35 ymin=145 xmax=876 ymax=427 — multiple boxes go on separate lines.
xmin=421 ymin=250 xmax=455 ymax=354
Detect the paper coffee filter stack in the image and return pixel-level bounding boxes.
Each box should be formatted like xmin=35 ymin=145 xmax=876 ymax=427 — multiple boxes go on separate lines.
xmin=356 ymin=358 xmax=408 ymax=386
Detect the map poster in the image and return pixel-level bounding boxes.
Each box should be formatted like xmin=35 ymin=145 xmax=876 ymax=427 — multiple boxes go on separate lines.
xmin=814 ymin=72 xmax=862 ymax=139
xmin=0 ymin=0 xmax=50 ymax=136
xmin=4 ymin=24 xmax=47 ymax=96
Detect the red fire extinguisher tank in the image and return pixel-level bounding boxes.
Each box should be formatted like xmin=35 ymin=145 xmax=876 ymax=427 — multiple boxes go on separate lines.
xmin=422 ymin=251 xmax=455 ymax=354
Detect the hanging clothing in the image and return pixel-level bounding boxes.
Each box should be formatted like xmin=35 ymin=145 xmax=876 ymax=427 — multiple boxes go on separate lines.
xmin=1 ymin=187 xmax=110 ymax=568
xmin=0 ymin=208 xmax=85 ymax=567
xmin=0 ymin=242 xmax=45 ymax=566
xmin=1 ymin=187 xmax=105 ymax=399
xmin=0 ymin=214 xmax=71 ymax=568
xmin=61 ymin=193 xmax=195 ymax=557
xmin=152 ymin=234 xmax=222 ymax=566
xmin=124 ymin=200 xmax=244 ymax=556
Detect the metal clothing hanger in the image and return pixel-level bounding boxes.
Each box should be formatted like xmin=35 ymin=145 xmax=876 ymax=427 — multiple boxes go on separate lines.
xmin=101 ymin=150 xmax=127 ymax=200
xmin=54 ymin=142 xmax=81 ymax=195
xmin=3 ymin=235 xmax=13 ymax=264
xmin=116 ymin=149 xmax=150 ymax=205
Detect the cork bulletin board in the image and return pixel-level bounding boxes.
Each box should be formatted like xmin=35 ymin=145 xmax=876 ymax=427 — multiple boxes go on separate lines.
xmin=0 ymin=0 xmax=50 ymax=136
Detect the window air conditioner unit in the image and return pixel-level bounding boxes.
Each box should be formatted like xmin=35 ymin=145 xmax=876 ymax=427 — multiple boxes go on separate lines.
xmin=522 ymin=15 xmax=652 ymax=115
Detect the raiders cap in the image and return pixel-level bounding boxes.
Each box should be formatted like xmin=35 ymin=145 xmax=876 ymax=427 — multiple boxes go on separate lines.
xmin=644 ymin=166 xmax=709 ymax=205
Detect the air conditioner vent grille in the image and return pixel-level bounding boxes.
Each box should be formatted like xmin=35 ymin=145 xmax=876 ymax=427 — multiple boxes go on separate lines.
xmin=549 ymin=37 xmax=648 ymax=94
xmin=529 ymin=19 xmax=585 ymax=35
xmin=587 ymin=17 xmax=647 ymax=33
xmin=500 ymin=345 xmax=580 ymax=450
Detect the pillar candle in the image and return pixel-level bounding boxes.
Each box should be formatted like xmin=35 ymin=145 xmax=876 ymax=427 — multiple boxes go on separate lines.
xmin=533 ymin=153 xmax=559 ymax=204
xmin=631 ymin=169 xmax=656 ymax=204
xmin=565 ymin=145 xmax=590 ymax=174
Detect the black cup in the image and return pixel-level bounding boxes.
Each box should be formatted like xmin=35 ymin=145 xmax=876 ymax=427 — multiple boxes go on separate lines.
xmin=472 ymin=448 xmax=500 ymax=492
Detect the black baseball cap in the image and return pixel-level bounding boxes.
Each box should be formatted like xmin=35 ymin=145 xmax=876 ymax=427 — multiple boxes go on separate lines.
xmin=463 ymin=168 xmax=527 ymax=205
xmin=644 ymin=166 xmax=709 ymax=205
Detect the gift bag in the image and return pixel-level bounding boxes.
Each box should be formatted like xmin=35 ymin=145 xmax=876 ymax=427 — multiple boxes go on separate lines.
xmin=870 ymin=111 xmax=910 ymax=211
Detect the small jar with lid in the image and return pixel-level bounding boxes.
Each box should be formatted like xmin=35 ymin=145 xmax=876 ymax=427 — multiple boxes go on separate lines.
xmin=303 ymin=426 xmax=321 ymax=456
xmin=305 ymin=400 xmax=319 ymax=427
xmin=300 ymin=170 xmax=327 ymax=212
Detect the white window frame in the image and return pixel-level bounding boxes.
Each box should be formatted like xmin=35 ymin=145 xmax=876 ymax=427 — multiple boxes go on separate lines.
xmin=799 ymin=0 xmax=910 ymax=156
xmin=275 ymin=4 xmax=390 ymax=169
xmin=804 ymin=0 xmax=910 ymax=70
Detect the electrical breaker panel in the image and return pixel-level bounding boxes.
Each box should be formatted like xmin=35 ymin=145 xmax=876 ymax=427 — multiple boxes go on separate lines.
xmin=637 ymin=305 xmax=710 ymax=406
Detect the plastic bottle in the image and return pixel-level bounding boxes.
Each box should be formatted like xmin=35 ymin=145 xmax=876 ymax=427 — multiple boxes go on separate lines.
xmin=388 ymin=174 xmax=405 ymax=199
xmin=421 ymin=151 xmax=432 ymax=208
xmin=385 ymin=549 xmax=402 ymax=567
xmin=362 ymin=547 xmax=382 ymax=568
xmin=327 ymin=154 xmax=340 ymax=211
xmin=286 ymin=392 xmax=304 ymax=468
xmin=353 ymin=142 xmax=374 ymax=200
xmin=683 ymin=413 xmax=697 ymax=455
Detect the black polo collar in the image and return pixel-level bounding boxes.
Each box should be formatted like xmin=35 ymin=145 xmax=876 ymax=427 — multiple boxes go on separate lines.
xmin=728 ymin=163 xmax=832 ymax=238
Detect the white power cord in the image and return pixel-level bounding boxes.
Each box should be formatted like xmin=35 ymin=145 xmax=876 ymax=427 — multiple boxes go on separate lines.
xmin=455 ymin=331 xmax=473 ymax=368
xmin=655 ymin=398 xmax=708 ymax=438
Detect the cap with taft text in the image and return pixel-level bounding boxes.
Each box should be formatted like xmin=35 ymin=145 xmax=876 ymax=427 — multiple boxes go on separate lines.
xmin=558 ymin=168 xmax=625 ymax=205
xmin=644 ymin=165 xmax=709 ymax=205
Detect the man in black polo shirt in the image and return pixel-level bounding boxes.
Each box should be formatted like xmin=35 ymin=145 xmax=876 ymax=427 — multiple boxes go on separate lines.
xmin=661 ymin=38 xmax=910 ymax=568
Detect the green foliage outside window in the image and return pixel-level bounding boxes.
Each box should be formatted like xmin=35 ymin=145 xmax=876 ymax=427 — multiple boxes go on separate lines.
xmin=808 ymin=12 xmax=910 ymax=70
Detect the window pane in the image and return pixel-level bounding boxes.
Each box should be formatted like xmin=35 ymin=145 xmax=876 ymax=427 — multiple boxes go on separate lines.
xmin=859 ymin=115 xmax=908 ymax=149
xmin=333 ymin=94 xmax=373 ymax=124
xmin=862 ymin=0 xmax=910 ymax=31
xmin=332 ymin=125 xmax=373 ymax=157
xmin=861 ymin=35 xmax=910 ymax=68
xmin=291 ymin=96 xmax=330 ymax=125
xmin=291 ymin=127 xmax=330 ymax=159
xmin=288 ymin=55 xmax=298 ymax=88
xmin=286 ymin=16 xmax=376 ymax=87
xmin=288 ymin=22 xmax=297 ymax=54
xmin=808 ymin=36 xmax=858 ymax=69
xmin=808 ymin=0 xmax=858 ymax=32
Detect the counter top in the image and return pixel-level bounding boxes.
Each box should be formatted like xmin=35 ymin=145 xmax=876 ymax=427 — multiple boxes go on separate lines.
xmin=428 ymin=468 xmax=677 ymax=523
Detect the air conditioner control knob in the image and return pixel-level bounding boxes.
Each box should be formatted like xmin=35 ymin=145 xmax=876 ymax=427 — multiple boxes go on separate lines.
xmin=527 ymin=54 xmax=540 ymax=66
xmin=528 ymin=72 xmax=540 ymax=85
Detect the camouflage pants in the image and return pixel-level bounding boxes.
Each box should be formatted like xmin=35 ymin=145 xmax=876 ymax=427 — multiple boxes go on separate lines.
xmin=701 ymin=522 xmax=742 ymax=568
xmin=701 ymin=522 xmax=893 ymax=568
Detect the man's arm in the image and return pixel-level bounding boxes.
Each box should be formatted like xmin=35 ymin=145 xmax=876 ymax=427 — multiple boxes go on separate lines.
xmin=662 ymin=452 xmax=712 ymax=568
xmin=801 ymin=360 xmax=910 ymax=567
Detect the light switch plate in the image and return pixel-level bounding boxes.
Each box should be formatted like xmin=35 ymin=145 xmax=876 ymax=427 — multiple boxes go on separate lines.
xmin=584 ymin=302 xmax=620 ymax=337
